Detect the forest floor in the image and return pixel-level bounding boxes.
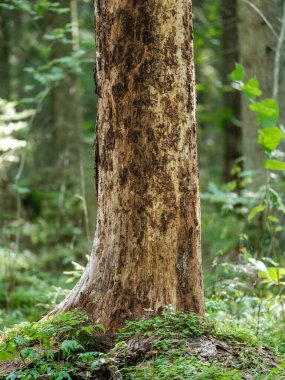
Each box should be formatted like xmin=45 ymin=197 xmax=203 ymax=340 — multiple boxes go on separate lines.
xmin=0 ymin=310 xmax=284 ymax=379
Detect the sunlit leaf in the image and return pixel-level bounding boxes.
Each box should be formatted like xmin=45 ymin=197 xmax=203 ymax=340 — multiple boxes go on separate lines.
xmin=258 ymin=127 xmax=285 ymax=153
xmin=241 ymin=78 xmax=262 ymax=99
xmin=250 ymin=99 xmax=279 ymax=128
xmin=264 ymin=160 xmax=285 ymax=171
xmin=248 ymin=205 xmax=265 ymax=222
xmin=230 ymin=63 xmax=244 ymax=82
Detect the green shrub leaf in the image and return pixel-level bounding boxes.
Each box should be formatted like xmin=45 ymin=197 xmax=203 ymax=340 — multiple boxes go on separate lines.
xmin=248 ymin=205 xmax=265 ymax=221
xmin=258 ymin=127 xmax=285 ymax=152
xmin=230 ymin=63 xmax=244 ymax=82
xmin=250 ymin=99 xmax=279 ymax=128
xmin=241 ymin=78 xmax=262 ymax=99
xmin=264 ymin=160 xmax=285 ymax=171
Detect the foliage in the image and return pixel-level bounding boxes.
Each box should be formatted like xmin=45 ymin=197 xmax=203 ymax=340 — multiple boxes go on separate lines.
xmin=0 ymin=310 xmax=105 ymax=379
xmin=0 ymin=310 xmax=284 ymax=379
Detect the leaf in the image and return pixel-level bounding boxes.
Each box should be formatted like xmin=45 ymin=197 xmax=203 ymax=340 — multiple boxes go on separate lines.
xmin=20 ymin=347 xmax=40 ymax=361
xmin=12 ymin=185 xmax=30 ymax=195
xmin=97 ymin=323 xmax=106 ymax=332
xmin=57 ymin=372 xmax=72 ymax=380
xmin=258 ymin=127 xmax=285 ymax=153
xmin=248 ymin=258 xmax=268 ymax=274
xmin=0 ymin=349 xmax=15 ymax=361
xmin=77 ymin=325 xmax=94 ymax=336
xmin=250 ymin=99 xmax=279 ymax=128
xmin=267 ymin=267 xmax=285 ymax=284
xmin=248 ymin=205 xmax=265 ymax=221
xmin=264 ymin=160 xmax=285 ymax=171
xmin=230 ymin=63 xmax=244 ymax=82
xmin=91 ymin=358 xmax=108 ymax=369
xmin=60 ymin=340 xmax=83 ymax=356
xmin=241 ymin=78 xmax=262 ymax=99
xmin=269 ymin=188 xmax=285 ymax=213
xmin=267 ymin=215 xmax=279 ymax=223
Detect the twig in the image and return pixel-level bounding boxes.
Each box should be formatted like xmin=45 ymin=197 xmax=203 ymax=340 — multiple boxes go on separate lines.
xmin=242 ymin=0 xmax=278 ymax=39
xmin=273 ymin=0 xmax=285 ymax=99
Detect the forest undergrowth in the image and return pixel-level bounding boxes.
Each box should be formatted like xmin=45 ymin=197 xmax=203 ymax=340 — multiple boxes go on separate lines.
xmin=0 ymin=310 xmax=284 ymax=379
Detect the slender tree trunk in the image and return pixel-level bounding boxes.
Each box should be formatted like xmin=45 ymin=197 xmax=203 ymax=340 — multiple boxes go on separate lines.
xmin=53 ymin=0 xmax=205 ymax=330
xmin=50 ymin=0 xmax=80 ymax=176
xmin=0 ymin=9 xmax=10 ymax=100
xmin=222 ymin=0 xmax=242 ymax=182
xmin=237 ymin=0 xmax=283 ymax=186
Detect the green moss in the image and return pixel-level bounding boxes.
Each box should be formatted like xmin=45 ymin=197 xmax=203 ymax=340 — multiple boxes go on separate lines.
xmin=117 ymin=311 xmax=213 ymax=341
xmin=0 ymin=310 xmax=284 ymax=379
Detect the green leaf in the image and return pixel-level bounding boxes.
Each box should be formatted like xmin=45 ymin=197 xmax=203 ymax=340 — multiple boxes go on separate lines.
xmin=267 ymin=267 xmax=285 ymax=284
xmin=20 ymin=347 xmax=40 ymax=361
xmin=77 ymin=325 xmax=94 ymax=336
xmin=12 ymin=184 xmax=30 ymax=195
xmin=267 ymin=215 xmax=279 ymax=223
xmin=264 ymin=160 xmax=285 ymax=171
xmin=230 ymin=63 xmax=244 ymax=82
xmin=248 ymin=205 xmax=265 ymax=221
xmin=250 ymin=99 xmax=279 ymax=128
xmin=60 ymin=340 xmax=83 ymax=356
xmin=269 ymin=188 xmax=285 ymax=213
xmin=241 ymin=78 xmax=262 ymax=99
xmin=96 ymin=323 xmax=106 ymax=332
xmin=258 ymin=127 xmax=285 ymax=153
xmin=57 ymin=372 xmax=72 ymax=380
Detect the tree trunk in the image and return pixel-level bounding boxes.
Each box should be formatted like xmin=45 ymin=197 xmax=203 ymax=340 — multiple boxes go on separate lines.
xmin=50 ymin=0 xmax=80 ymax=177
xmin=237 ymin=0 xmax=283 ymax=186
xmin=53 ymin=0 xmax=205 ymax=330
xmin=222 ymin=0 xmax=242 ymax=182
xmin=0 ymin=8 xmax=11 ymax=100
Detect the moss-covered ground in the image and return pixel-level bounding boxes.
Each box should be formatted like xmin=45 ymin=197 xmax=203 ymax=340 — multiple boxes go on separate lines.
xmin=0 ymin=310 xmax=284 ymax=379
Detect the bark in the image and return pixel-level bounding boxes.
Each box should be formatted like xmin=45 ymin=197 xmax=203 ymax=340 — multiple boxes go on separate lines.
xmin=53 ymin=0 xmax=205 ymax=330
xmin=237 ymin=0 xmax=284 ymax=186
xmin=221 ymin=0 xmax=242 ymax=182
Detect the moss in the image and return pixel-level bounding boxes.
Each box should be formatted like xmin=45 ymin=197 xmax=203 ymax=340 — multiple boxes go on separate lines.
xmin=0 ymin=310 xmax=284 ymax=379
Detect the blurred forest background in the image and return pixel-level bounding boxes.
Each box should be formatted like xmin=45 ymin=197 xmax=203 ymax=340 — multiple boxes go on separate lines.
xmin=1 ymin=0 xmax=285 ymax=354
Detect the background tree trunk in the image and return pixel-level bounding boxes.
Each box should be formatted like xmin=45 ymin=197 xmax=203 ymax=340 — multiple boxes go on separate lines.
xmin=0 ymin=8 xmax=11 ymax=100
xmin=50 ymin=0 xmax=81 ymax=178
xmin=221 ymin=0 xmax=242 ymax=183
xmin=237 ymin=0 xmax=284 ymax=186
xmin=53 ymin=0 xmax=205 ymax=330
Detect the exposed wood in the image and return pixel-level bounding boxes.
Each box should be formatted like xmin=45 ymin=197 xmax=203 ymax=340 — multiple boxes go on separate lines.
xmin=53 ymin=0 xmax=205 ymax=330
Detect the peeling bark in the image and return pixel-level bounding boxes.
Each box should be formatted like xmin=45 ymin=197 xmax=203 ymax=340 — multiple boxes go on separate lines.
xmin=53 ymin=0 xmax=205 ymax=330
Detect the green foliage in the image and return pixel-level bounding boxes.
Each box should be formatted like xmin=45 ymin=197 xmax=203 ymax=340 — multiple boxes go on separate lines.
xmin=264 ymin=160 xmax=285 ymax=171
xmin=118 ymin=311 xmax=212 ymax=341
xmin=1 ymin=311 xmax=284 ymax=379
xmin=0 ymin=0 xmax=69 ymax=18
xmin=241 ymin=77 xmax=262 ymax=99
xmin=0 ymin=310 xmax=106 ymax=379
xmin=229 ymin=63 xmax=244 ymax=82
xmin=258 ymin=127 xmax=285 ymax=153
xmin=250 ymin=99 xmax=279 ymax=128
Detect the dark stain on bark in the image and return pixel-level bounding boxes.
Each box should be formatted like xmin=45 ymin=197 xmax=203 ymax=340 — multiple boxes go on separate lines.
xmin=112 ymin=81 xmax=128 ymax=99
xmin=119 ymin=167 xmax=128 ymax=186
xmin=105 ymin=127 xmax=116 ymax=150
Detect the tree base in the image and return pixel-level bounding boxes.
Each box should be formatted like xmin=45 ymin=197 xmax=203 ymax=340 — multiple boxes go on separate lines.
xmin=0 ymin=310 xmax=283 ymax=379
